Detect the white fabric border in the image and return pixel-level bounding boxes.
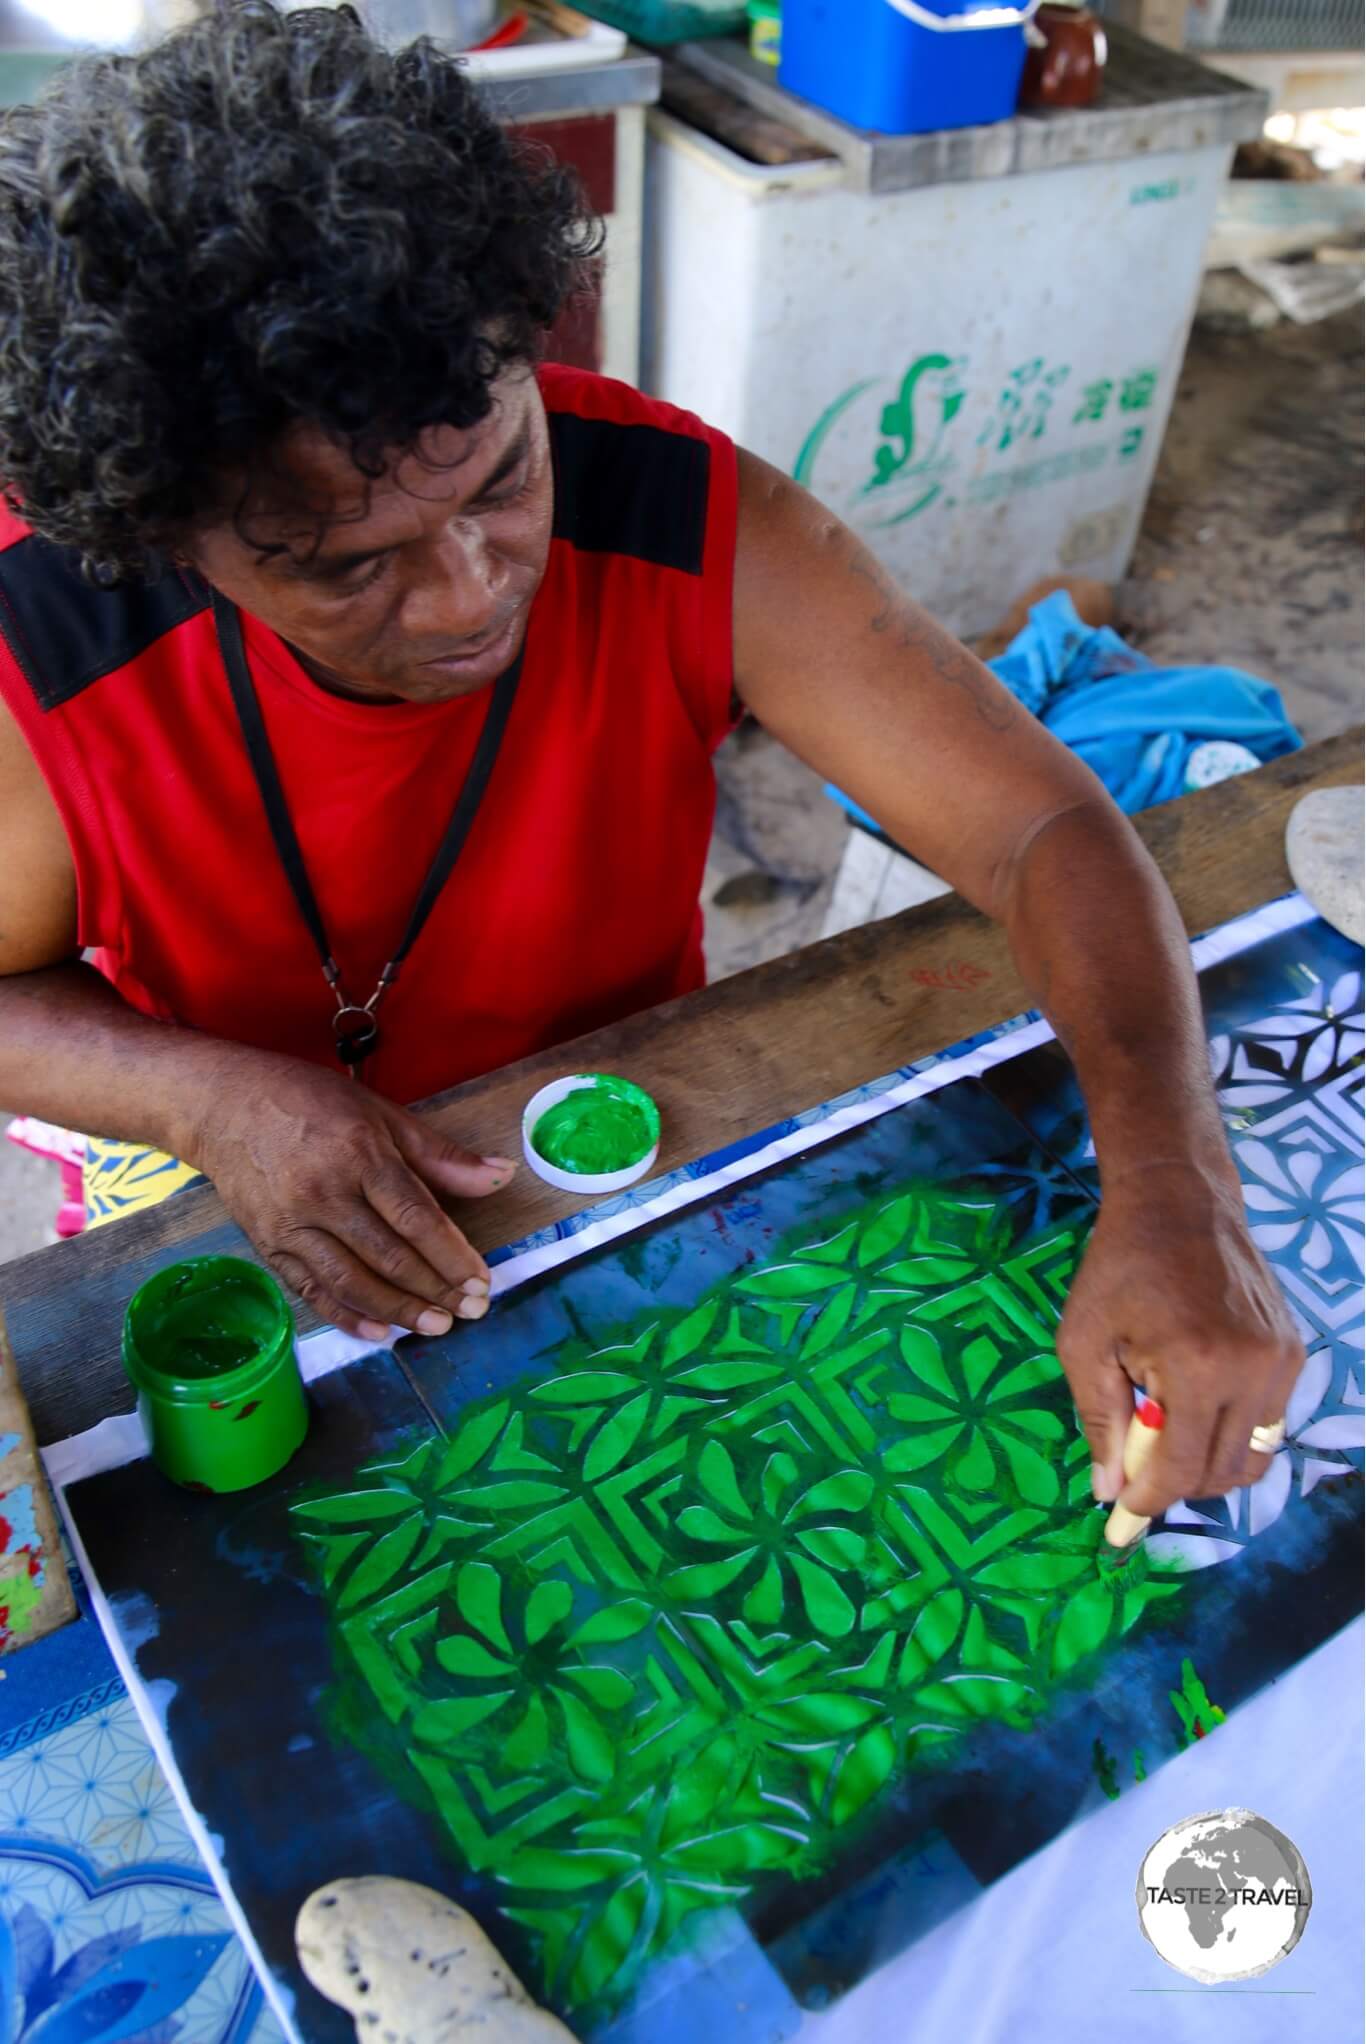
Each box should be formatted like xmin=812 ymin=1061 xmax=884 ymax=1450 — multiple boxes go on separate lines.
xmin=43 ymin=891 xmax=1317 ymax=1497
xmin=799 ymin=1613 xmax=1364 ymax=2043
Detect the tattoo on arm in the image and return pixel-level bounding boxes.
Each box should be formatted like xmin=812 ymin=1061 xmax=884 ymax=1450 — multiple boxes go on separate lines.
xmin=848 ymin=553 xmax=898 ymax=635
xmin=847 ymin=547 xmax=1016 ymax=734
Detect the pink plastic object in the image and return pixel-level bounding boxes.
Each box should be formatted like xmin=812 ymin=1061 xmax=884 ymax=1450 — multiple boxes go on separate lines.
xmin=5 ymin=1117 xmax=87 ymax=1237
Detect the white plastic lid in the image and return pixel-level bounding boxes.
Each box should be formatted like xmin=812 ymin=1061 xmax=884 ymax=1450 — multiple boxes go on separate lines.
xmin=521 ymin=1074 xmax=662 ymax=1197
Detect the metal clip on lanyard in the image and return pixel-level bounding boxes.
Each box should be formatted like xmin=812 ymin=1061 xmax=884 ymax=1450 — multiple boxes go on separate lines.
xmin=212 ymin=592 xmax=522 ymax=1076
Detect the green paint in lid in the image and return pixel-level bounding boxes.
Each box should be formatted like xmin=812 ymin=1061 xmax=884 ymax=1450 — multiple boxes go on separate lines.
xmin=530 ymin=1074 xmax=660 ymax=1177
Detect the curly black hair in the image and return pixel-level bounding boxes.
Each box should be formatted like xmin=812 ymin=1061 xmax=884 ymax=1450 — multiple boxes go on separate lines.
xmin=0 ymin=1 xmax=600 ymax=579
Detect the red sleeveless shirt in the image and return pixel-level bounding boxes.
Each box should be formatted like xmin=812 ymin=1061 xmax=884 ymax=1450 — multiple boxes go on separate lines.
xmin=0 ymin=369 xmax=738 ymax=1103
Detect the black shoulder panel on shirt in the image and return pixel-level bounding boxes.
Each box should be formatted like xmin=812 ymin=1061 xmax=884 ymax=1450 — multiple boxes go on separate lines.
xmin=549 ymin=412 xmax=710 ymax=575
xmin=0 ymin=534 xmax=209 ymax=712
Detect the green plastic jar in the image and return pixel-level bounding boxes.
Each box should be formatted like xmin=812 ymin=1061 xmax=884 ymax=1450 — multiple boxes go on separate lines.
xmin=122 ymin=1256 xmax=308 ymax=1493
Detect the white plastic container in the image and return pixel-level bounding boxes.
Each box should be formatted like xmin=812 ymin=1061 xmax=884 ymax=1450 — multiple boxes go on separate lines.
xmin=522 ymin=1074 xmax=661 ymax=1196
xmin=642 ymin=111 xmax=1235 ymax=640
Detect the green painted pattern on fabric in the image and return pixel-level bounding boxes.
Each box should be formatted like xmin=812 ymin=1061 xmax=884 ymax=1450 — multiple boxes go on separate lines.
xmin=293 ymin=1182 xmax=1188 ymax=2016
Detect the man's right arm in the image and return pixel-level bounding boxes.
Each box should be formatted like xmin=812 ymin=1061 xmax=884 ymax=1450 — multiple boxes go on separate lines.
xmin=0 ymin=699 xmax=509 ymax=1337
xmin=0 ymin=692 xmax=239 ymax=1155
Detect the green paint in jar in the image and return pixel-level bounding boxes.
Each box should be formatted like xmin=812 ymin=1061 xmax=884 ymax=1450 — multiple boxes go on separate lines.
xmin=122 ymin=1256 xmax=308 ymax=1492
xmin=531 ymin=1075 xmax=660 ymax=1177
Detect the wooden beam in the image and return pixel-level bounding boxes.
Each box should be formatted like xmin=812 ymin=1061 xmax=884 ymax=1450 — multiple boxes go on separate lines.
xmin=658 ymin=60 xmax=836 ymax=167
xmin=4 ymin=729 xmax=1359 ymax=1445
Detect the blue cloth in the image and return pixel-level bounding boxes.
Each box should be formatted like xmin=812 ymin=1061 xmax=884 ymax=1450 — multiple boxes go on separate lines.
xmin=829 ymin=590 xmax=1302 ymax=826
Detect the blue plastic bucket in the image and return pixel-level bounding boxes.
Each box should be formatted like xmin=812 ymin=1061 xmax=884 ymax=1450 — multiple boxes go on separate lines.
xmin=779 ymin=0 xmax=1037 ymax=135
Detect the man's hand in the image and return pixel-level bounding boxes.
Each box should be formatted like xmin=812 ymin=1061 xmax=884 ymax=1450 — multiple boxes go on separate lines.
xmin=1058 ymin=1162 xmax=1304 ymax=1521
xmin=189 ymin=1051 xmax=515 ymax=1341
xmin=0 ymin=948 xmax=513 ymax=1343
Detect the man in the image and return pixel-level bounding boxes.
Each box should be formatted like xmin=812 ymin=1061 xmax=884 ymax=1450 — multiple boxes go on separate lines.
xmin=0 ymin=2 xmax=1299 ymax=1524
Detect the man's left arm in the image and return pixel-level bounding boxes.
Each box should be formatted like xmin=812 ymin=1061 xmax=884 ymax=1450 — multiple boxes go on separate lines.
xmin=732 ymin=448 xmax=1302 ymax=1520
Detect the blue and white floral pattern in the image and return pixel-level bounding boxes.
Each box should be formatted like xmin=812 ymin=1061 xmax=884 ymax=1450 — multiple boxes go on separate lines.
xmin=0 ymin=1694 xmax=280 ymax=2042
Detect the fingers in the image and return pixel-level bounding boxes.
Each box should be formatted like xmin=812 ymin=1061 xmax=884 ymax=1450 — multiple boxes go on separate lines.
xmin=394 ymin=1114 xmax=517 ymax=1201
xmin=271 ymin=1227 xmax=488 ymax=1341
xmin=343 ymin=1190 xmax=492 ymax=1327
xmin=1117 ymin=1423 xmax=1204 ymax=1521
xmin=1121 ymin=1412 xmax=1275 ymax=1517
xmin=1239 ymin=1443 xmax=1279 ymax=1489
xmin=1201 ymin=1399 xmax=1262 ymax=1501
xmin=360 ymin=1158 xmax=492 ymax=1299
xmin=1119 ymin=1388 xmax=1266 ymax=1516
xmin=1056 ymin=1309 xmax=1133 ymax=1503
xmin=268 ymin=1249 xmax=393 ymax=1345
xmin=1229 ymin=1406 xmax=1294 ymax=1494
xmin=1121 ymin=1329 xmax=1302 ymax=1516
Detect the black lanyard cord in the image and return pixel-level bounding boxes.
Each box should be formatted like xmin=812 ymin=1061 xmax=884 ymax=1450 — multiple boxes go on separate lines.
xmin=212 ymin=591 xmax=522 ymax=1072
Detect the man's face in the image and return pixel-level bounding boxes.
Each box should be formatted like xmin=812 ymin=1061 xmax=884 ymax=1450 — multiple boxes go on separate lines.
xmin=187 ymin=369 xmax=552 ymax=704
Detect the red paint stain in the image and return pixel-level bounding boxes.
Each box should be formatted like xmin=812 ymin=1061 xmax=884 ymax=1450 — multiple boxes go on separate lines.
xmin=1193 ymin=1719 xmax=1205 ymax=1739
xmin=910 ymin=962 xmax=991 ymax=993
xmin=232 ymin=1400 xmax=261 ymax=1423
xmin=1136 ymin=1396 xmax=1166 ymax=1430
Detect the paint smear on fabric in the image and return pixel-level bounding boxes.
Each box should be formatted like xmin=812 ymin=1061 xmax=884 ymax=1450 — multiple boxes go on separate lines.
xmin=1091 ymin=1736 xmax=1120 ymax=1800
xmin=0 ymin=1484 xmax=44 ymax=1644
xmin=1170 ymin=1657 xmax=1227 ymax=1746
